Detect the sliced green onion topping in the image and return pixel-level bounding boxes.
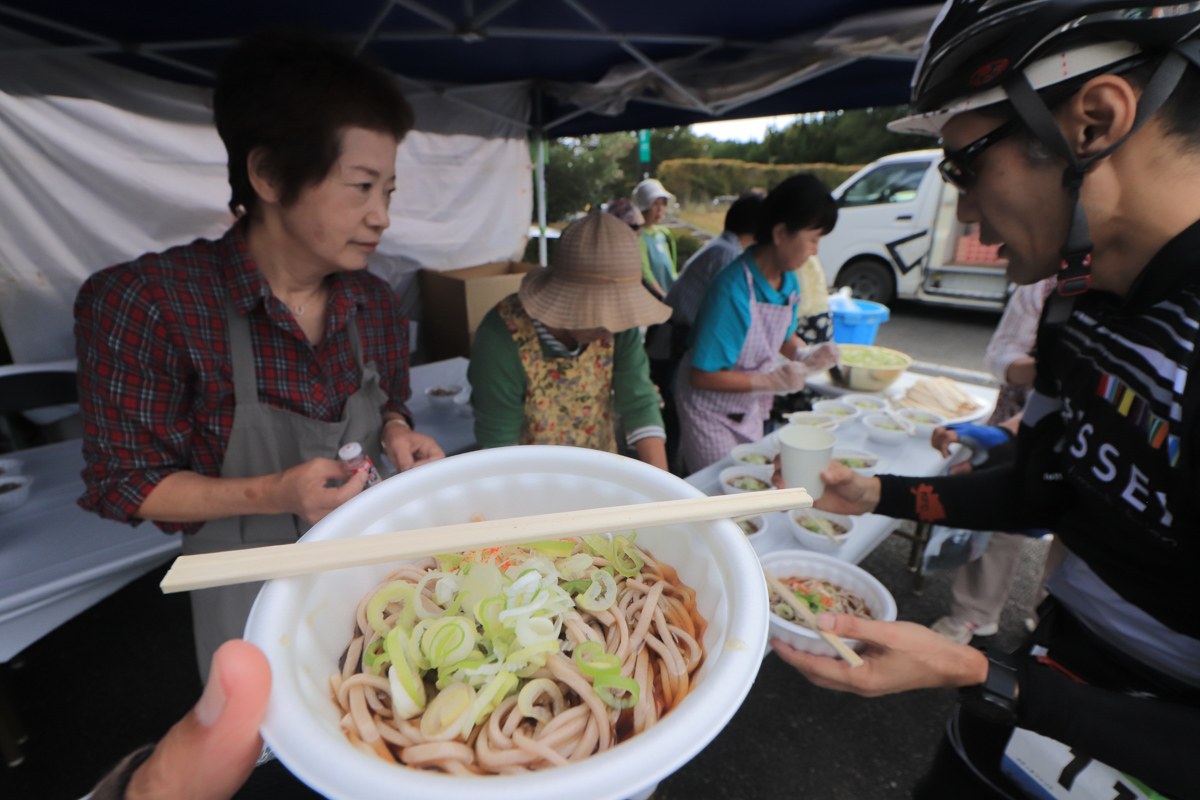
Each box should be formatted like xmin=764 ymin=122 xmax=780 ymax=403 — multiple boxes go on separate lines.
xmin=610 ymin=534 xmax=644 ymax=578
xmin=592 ymin=673 xmax=640 ymax=709
xmin=384 ymin=626 xmax=426 ymax=718
xmin=528 ymin=539 xmax=576 ymax=558
xmin=366 ymin=581 xmax=416 ymax=637
xmin=575 ymin=569 xmax=618 ymax=612
xmin=573 ymin=640 xmax=621 ymax=677
xmin=421 ymin=617 xmax=476 ymax=668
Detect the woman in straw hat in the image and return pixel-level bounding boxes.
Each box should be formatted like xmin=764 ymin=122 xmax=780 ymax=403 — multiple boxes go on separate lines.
xmin=468 ymin=211 xmax=673 ymax=469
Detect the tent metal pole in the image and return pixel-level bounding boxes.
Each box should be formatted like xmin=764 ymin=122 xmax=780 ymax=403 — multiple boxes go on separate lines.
xmin=474 ymin=0 xmax=523 ymax=28
xmin=392 ymin=0 xmax=456 ymax=30
xmin=559 ymin=0 xmax=715 ymax=115
xmin=356 ymin=0 xmax=397 ymax=54
xmin=535 ymin=130 xmax=548 ymax=267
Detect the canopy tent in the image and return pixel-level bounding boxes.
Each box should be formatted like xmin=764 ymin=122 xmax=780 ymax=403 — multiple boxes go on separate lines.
xmin=0 ymin=0 xmax=937 ymax=135
xmin=0 ymin=0 xmax=940 ymax=364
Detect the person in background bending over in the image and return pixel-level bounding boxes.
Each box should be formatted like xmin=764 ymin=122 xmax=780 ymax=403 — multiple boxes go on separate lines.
xmin=632 ymin=178 xmax=678 ymax=298
xmin=73 ymin=31 xmax=444 ymax=681
xmin=674 ymin=174 xmax=840 ymax=472
xmin=469 ymin=211 xmax=672 ymax=469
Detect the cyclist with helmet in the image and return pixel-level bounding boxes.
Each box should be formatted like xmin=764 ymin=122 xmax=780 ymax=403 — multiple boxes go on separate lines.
xmin=773 ymin=2 xmax=1200 ymax=798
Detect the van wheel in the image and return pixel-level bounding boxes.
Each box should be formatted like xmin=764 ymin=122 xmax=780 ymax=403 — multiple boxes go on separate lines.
xmin=835 ymin=259 xmax=895 ymax=305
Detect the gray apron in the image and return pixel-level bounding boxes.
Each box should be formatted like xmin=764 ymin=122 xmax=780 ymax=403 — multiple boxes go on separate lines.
xmin=183 ymin=297 xmax=387 ymax=680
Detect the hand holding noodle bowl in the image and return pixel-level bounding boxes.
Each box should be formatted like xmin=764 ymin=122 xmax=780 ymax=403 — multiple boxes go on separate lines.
xmin=332 ymin=535 xmax=705 ymax=774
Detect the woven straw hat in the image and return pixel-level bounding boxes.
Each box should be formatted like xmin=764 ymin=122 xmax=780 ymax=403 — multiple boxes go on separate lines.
xmin=519 ymin=211 xmax=671 ymax=332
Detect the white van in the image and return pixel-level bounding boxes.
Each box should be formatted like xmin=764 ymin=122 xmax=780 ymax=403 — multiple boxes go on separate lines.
xmin=818 ymin=149 xmax=1009 ymax=310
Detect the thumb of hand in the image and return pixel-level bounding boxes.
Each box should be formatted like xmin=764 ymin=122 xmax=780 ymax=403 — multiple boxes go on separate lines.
xmin=126 ymin=641 xmax=271 ymax=800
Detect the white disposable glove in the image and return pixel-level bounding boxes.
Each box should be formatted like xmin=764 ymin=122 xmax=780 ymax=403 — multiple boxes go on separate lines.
xmin=793 ymin=341 xmax=840 ymax=371
xmin=748 ymin=361 xmax=808 ymax=395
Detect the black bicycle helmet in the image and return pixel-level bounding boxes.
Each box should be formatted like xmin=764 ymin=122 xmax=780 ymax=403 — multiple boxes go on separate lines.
xmin=890 ymin=0 xmax=1200 ymax=321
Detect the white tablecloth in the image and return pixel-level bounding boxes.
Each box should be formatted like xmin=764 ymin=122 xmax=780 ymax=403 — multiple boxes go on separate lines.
xmin=684 ymin=375 xmax=999 ymax=566
xmin=0 ymin=358 xmax=477 ymax=663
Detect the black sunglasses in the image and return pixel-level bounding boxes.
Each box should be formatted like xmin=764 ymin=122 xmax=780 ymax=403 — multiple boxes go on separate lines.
xmin=938 ymin=118 xmax=1023 ymax=190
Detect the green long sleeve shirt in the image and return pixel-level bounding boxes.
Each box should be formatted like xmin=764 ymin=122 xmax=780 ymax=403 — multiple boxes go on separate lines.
xmin=468 ymin=307 xmax=665 ymax=449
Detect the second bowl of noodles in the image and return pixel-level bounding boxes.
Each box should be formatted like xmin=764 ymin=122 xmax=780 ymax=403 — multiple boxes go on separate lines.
xmin=245 ymin=445 xmax=770 ymax=800
xmin=759 ymin=550 xmax=896 ymax=658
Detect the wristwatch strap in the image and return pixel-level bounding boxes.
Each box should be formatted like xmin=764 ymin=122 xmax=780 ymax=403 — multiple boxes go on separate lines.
xmin=958 ymin=648 xmax=1021 ymax=725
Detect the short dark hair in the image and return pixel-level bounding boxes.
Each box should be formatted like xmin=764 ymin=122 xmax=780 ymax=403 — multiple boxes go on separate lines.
xmin=754 ymin=174 xmax=838 ymax=246
xmin=213 ymin=30 xmax=415 ymax=216
xmin=723 ymin=194 xmax=764 ymax=236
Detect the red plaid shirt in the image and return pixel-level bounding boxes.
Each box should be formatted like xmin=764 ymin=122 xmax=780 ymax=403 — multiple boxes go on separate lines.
xmin=74 ymin=223 xmax=411 ymax=534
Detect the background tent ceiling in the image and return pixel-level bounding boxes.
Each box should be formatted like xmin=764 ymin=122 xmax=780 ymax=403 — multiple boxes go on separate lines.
xmin=0 ymin=0 xmax=938 ymax=136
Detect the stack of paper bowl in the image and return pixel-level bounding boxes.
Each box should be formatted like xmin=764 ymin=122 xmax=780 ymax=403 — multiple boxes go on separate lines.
xmin=244 ymin=446 xmax=770 ymax=800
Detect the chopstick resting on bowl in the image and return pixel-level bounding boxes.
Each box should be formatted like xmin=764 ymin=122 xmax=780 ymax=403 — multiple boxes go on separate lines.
xmin=762 ymin=568 xmax=864 ymax=667
xmin=160 ymin=487 xmax=814 ymax=593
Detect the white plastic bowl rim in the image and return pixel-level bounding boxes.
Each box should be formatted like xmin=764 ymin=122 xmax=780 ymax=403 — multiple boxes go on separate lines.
xmin=896 ymin=408 xmax=946 ymax=427
xmin=831 ymin=448 xmax=881 ymax=469
xmin=759 ymin=550 xmax=897 ymax=643
xmin=811 ymin=399 xmax=861 ymax=420
xmin=719 ymin=464 xmax=775 ymax=494
xmin=787 ymin=508 xmax=852 ymax=552
xmin=737 ymin=513 xmax=769 ymax=539
xmin=730 ymin=440 xmax=779 ymax=466
xmin=244 ymin=446 xmax=770 ymax=800
xmin=781 ymin=411 xmax=840 ymax=431
xmin=840 ymin=394 xmax=888 ymax=411
xmin=861 ymin=413 xmax=910 ymax=441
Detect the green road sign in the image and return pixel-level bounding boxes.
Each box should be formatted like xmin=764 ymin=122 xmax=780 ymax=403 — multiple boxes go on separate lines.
xmin=638 ymin=129 xmax=650 ymax=162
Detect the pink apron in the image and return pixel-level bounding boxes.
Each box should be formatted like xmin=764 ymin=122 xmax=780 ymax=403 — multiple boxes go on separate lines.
xmin=676 ymin=263 xmax=799 ymax=471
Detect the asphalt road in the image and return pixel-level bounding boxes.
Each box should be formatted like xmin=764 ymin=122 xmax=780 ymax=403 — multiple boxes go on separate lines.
xmin=871 ymin=300 xmax=1003 ymax=376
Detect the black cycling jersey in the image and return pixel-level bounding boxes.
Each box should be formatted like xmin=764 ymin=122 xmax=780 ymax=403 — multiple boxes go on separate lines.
xmin=879 ymin=218 xmax=1200 ymax=639
xmin=875 ymin=217 xmax=1200 ymax=798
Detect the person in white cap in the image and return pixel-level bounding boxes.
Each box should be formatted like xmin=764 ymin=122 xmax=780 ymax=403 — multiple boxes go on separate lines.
xmin=632 ymin=178 xmax=678 ymax=297
xmin=772 ymin=1 xmax=1200 ymax=798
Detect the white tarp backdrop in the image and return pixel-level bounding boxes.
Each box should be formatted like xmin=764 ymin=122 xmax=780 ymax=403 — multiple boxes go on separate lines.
xmin=0 ymin=26 xmax=533 ymax=364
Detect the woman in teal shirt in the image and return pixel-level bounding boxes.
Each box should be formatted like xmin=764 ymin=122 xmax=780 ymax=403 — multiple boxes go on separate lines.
xmin=675 ymin=174 xmax=841 ymax=471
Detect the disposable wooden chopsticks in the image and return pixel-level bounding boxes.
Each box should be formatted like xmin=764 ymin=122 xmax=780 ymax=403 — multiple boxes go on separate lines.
xmin=762 ymin=568 xmax=865 ymax=667
xmin=160 ymin=487 xmax=813 ymax=593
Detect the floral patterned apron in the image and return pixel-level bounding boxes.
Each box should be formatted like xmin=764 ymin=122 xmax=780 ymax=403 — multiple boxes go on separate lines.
xmin=675 ymin=264 xmax=798 ymax=471
xmin=496 ymin=294 xmax=617 ymax=452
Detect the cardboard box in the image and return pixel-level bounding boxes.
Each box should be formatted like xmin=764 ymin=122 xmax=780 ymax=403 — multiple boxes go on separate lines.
xmin=419 ymin=261 xmax=540 ymax=361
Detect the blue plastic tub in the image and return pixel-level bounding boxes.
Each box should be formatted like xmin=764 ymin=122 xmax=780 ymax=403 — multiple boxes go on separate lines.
xmin=830 ymin=299 xmax=890 ymax=345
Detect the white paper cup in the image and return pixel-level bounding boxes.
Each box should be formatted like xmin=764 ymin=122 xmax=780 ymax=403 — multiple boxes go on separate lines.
xmin=778 ymin=424 xmax=835 ymax=500
xmin=244 ymin=446 xmax=769 ymax=800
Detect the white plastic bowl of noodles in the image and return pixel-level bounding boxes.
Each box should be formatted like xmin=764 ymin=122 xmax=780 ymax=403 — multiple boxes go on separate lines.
xmin=759 ymin=550 xmax=896 ymax=658
xmin=244 ymin=446 xmax=770 ymax=800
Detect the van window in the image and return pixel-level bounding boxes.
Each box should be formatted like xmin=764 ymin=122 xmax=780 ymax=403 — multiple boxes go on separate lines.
xmin=839 ymin=162 xmax=929 ymax=208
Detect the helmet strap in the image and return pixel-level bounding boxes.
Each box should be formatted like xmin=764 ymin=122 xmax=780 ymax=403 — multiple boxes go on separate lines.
xmin=1003 ymin=50 xmax=1188 ymax=326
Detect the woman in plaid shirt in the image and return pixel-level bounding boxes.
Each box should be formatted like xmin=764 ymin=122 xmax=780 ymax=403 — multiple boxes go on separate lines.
xmin=73 ymin=32 xmax=443 ymax=678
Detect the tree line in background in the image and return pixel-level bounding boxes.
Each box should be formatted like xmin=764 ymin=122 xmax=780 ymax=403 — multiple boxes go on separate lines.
xmin=540 ymin=105 xmax=931 ymax=222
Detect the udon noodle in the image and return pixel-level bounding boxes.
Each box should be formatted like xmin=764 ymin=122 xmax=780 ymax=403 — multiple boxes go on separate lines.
xmin=769 ymin=577 xmax=873 ymax=624
xmin=331 ymin=535 xmax=706 ymax=774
